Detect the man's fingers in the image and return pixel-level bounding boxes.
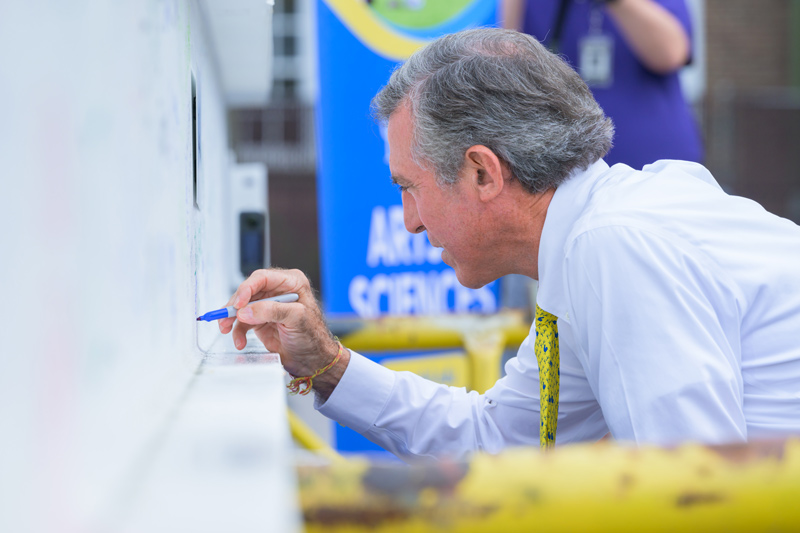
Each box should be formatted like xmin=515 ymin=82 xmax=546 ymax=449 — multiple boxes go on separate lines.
xmin=223 ymin=270 xmax=309 ymax=314
xmin=229 ymin=283 xmax=253 ymax=310
xmin=218 ymin=315 xmax=236 ymax=334
xmin=237 ymin=300 xmax=301 ymax=326
xmin=220 ymin=268 xmax=317 ymax=350
xmin=253 ymin=325 xmax=281 ymax=354
xmin=231 ymin=319 xmax=253 ymax=350
xmin=223 ymin=271 xmax=269 ymax=311
xmin=236 ymin=270 xmax=305 ymax=307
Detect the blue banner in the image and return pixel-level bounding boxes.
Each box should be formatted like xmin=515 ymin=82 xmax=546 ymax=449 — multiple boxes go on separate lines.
xmin=316 ymin=0 xmax=500 ymax=318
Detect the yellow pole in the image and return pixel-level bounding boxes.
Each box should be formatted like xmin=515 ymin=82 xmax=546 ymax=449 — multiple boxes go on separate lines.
xmin=463 ymin=329 xmax=505 ymax=394
xmin=287 ymin=409 xmax=344 ymax=465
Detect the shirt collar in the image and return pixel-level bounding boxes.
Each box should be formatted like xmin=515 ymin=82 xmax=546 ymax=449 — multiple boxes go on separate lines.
xmin=536 ymin=158 xmax=611 ymax=321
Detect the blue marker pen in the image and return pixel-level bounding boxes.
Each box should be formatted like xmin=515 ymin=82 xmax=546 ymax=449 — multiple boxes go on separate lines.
xmin=196 ymin=293 xmax=300 ymax=322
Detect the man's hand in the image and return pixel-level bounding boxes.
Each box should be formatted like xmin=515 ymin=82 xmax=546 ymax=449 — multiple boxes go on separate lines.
xmin=219 ymin=268 xmax=349 ymax=399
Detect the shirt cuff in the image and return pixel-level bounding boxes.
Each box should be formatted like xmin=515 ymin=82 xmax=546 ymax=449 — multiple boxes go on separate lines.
xmin=315 ymin=350 xmax=396 ymax=434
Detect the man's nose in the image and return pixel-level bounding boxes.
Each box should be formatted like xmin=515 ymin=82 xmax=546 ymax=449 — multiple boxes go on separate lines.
xmin=402 ymin=193 xmax=425 ymax=234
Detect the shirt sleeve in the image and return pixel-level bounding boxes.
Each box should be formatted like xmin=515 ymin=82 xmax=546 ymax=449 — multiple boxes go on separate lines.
xmin=317 ymin=345 xmax=553 ymax=460
xmin=563 ymin=224 xmax=747 ymax=446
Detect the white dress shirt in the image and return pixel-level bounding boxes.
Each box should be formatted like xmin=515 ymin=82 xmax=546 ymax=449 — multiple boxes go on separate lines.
xmin=318 ymin=159 xmax=800 ymax=459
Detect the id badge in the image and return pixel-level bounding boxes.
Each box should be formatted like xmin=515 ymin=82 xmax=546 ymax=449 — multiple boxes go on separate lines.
xmin=578 ymin=34 xmax=614 ymax=88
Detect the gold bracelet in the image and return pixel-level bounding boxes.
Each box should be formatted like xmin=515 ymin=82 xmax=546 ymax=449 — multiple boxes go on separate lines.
xmin=286 ymin=340 xmax=343 ymax=396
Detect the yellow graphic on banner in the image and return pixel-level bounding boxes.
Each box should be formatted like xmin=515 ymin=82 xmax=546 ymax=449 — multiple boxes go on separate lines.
xmin=324 ymin=0 xmax=428 ymax=61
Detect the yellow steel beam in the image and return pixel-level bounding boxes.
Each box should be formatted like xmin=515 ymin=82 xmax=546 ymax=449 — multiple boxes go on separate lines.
xmin=297 ymin=439 xmax=800 ymax=532
xmin=336 ymin=310 xmax=531 ymax=354
xmin=335 ymin=310 xmax=531 ymax=393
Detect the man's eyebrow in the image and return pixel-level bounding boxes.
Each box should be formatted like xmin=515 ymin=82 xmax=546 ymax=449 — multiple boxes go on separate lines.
xmin=390 ymin=175 xmax=409 ymax=186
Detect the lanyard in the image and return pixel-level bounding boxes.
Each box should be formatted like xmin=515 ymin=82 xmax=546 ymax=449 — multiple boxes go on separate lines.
xmin=548 ymin=0 xmax=572 ymax=53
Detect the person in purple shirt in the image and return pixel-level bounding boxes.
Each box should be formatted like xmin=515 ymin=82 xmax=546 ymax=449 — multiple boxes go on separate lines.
xmin=503 ymin=0 xmax=703 ymax=169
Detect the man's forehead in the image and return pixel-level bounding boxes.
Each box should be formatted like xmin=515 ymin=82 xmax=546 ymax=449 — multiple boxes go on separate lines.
xmin=386 ymin=107 xmax=418 ymax=177
xmin=386 ymin=104 xmax=413 ymax=141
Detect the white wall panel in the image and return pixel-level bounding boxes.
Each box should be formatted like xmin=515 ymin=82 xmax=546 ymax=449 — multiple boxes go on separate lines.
xmin=0 ymin=1 xmax=242 ymax=530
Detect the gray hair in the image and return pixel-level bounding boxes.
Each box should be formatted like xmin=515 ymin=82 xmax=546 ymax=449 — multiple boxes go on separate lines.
xmin=371 ymin=28 xmax=614 ymax=194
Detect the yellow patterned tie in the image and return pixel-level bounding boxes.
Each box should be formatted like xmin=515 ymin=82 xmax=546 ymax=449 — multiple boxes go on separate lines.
xmin=534 ymin=304 xmax=560 ymax=450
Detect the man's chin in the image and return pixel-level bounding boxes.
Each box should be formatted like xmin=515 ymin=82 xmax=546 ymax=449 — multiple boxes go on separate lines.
xmin=450 ymin=264 xmax=493 ymax=290
xmin=455 ymin=274 xmax=491 ymax=290
xmin=443 ymin=252 xmax=493 ymax=289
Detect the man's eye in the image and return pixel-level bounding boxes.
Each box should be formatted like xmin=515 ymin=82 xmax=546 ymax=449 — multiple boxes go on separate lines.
xmin=395 ymin=184 xmax=408 ymax=193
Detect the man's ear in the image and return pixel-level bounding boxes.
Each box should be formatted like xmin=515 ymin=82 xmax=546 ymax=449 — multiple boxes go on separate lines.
xmin=463 ymin=145 xmax=506 ymax=202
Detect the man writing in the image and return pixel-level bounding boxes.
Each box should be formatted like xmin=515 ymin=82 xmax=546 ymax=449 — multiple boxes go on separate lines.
xmin=220 ymin=29 xmax=800 ymax=459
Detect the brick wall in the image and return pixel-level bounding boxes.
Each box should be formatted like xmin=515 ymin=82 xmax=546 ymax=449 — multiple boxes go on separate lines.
xmin=702 ymin=0 xmax=800 ymax=222
xmin=705 ymin=0 xmax=791 ymax=88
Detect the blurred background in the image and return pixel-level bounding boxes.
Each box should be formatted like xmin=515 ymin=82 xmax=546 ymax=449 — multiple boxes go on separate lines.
xmin=233 ymin=0 xmax=800 ymax=292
